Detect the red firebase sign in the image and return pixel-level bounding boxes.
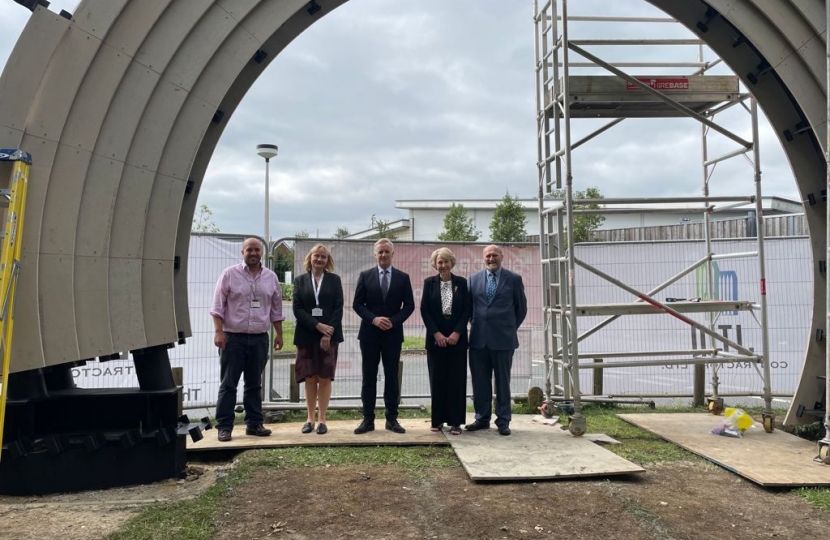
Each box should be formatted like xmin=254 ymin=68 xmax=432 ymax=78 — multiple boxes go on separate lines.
xmin=626 ymin=77 xmax=690 ymax=91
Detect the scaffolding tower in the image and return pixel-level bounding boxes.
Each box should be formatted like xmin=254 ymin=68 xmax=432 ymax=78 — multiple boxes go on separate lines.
xmin=533 ymin=0 xmax=775 ymax=436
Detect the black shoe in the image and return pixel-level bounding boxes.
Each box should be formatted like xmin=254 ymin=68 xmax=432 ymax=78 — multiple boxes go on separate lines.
xmin=218 ymin=430 xmax=232 ymax=442
xmin=465 ymin=420 xmax=490 ymax=432
xmin=245 ymin=424 xmax=272 ymax=437
xmin=354 ymin=420 xmax=375 ymax=434
xmin=316 ymin=423 xmax=327 ymax=435
xmin=301 ymin=422 xmax=314 ymax=434
xmin=385 ymin=420 xmax=406 ymax=434
xmin=498 ymin=425 xmax=511 ymax=436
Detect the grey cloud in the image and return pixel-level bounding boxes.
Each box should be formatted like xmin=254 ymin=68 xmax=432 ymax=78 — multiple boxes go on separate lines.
xmin=0 ymin=0 xmax=800 ymax=240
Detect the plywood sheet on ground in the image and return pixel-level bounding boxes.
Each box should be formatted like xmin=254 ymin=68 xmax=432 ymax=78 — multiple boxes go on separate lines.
xmin=618 ymin=413 xmax=830 ymax=487
xmin=449 ymin=415 xmax=644 ymax=481
xmin=187 ymin=418 xmax=448 ymax=452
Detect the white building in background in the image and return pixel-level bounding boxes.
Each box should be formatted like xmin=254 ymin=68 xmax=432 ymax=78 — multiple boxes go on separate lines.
xmin=343 ymin=218 xmax=411 ymax=241
xmin=367 ymin=197 xmax=802 ymax=242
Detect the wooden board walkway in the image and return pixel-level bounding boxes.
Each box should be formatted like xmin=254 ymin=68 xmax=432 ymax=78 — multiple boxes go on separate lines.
xmin=187 ymin=417 xmax=448 ymax=451
xmin=618 ymin=413 xmax=830 ymax=487
xmin=188 ymin=415 xmax=644 ymax=482
xmin=447 ymin=415 xmax=643 ymax=481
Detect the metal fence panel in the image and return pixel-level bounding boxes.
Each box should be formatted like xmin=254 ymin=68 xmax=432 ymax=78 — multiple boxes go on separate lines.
xmin=571 ymin=237 xmax=811 ymax=398
xmin=69 ymin=234 xmax=811 ymax=408
xmin=287 ymin=240 xmax=542 ymax=403
xmin=71 ymin=234 xmax=263 ymax=408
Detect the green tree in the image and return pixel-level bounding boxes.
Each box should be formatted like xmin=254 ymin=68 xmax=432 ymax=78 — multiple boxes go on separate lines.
xmin=295 ymin=230 xmax=310 ymax=239
xmin=549 ymin=186 xmax=606 ymax=244
xmin=334 ymin=227 xmax=350 ymax=239
xmin=192 ymin=204 xmax=219 ymax=233
xmin=489 ymin=192 xmax=528 ymax=243
xmin=437 ymin=203 xmax=480 ymax=242
xmin=274 ymin=247 xmax=294 ymax=282
xmin=375 ymin=219 xmax=395 ymax=240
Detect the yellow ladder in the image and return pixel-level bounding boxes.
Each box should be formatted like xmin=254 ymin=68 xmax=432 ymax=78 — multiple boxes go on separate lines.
xmin=0 ymin=149 xmax=30 ymax=460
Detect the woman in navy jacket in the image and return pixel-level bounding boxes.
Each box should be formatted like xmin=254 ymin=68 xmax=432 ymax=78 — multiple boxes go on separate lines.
xmin=420 ymin=247 xmax=470 ymax=435
xmin=293 ymin=244 xmax=344 ymax=435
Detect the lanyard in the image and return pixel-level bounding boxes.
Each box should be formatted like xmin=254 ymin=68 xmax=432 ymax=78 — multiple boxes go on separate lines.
xmin=248 ymin=271 xmax=259 ymax=300
xmin=312 ymin=273 xmax=324 ymax=306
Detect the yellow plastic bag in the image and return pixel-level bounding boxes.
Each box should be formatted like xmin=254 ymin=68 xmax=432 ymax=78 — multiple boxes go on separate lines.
xmin=724 ymin=407 xmax=754 ymax=432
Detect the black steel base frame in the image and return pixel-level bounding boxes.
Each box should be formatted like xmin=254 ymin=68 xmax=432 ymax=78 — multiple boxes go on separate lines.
xmin=0 ymin=386 xmax=186 ymax=495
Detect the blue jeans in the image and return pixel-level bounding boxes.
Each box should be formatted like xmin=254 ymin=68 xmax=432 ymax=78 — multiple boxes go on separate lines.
xmin=215 ymin=332 xmax=268 ymax=431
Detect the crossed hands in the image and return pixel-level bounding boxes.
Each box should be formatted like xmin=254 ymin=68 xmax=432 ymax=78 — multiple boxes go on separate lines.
xmin=316 ymin=322 xmax=334 ymax=352
xmin=434 ymin=331 xmax=460 ymax=348
xmin=372 ymin=316 xmax=393 ymax=331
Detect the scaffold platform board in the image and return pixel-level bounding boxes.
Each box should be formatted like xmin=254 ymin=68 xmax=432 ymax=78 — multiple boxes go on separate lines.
xmin=567 ymin=300 xmax=756 ymax=317
xmin=551 ymin=75 xmax=740 ymax=118
xmin=618 ymin=413 xmax=830 ymax=487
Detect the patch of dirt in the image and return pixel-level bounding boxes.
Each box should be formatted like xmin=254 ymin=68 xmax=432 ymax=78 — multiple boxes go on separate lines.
xmin=0 ymin=463 xmax=232 ymax=540
xmin=2 ymin=454 xmax=829 ymax=540
xmin=213 ymin=460 xmax=830 ymax=540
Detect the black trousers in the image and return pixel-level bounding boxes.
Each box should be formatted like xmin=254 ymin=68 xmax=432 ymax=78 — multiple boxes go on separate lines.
xmin=469 ymin=346 xmax=514 ymax=428
xmin=427 ymin=344 xmax=467 ymax=428
xmin=359 ymin=336 xmax=402 ymax=422
xmin=215 ymin=332 xmax=268 ymax=431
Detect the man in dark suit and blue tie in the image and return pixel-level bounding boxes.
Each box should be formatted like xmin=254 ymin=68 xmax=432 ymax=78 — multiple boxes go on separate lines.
xmin=353 ymin=238 xmax=415 ymax=434
xmin=467 ymin=244 xmax=528 ymax=436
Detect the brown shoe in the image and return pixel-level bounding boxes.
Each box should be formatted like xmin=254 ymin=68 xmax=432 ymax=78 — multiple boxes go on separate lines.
xmin=245 ymin=425 xmax=272 ymax=437
xmin=218 ymin=430 xmax=232 ymax=442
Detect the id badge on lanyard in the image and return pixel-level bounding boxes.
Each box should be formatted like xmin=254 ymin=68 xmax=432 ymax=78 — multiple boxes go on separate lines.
xmin=312 ymin=274 xmax=324 ymax=317
xmin=250 ymin=277 xmax=261 ymax=308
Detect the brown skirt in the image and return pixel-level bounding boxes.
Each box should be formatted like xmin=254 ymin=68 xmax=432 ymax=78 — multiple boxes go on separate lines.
xmin=295 ymin=342 xmax=339 ymax=383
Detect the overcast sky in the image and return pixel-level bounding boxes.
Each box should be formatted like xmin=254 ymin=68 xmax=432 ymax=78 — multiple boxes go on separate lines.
xmin=0 ymin=0 xmax=801 ymax=241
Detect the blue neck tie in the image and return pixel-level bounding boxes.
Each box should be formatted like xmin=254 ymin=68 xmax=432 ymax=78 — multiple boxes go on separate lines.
xmin=381 ymin=270 xmax=389 ymax=300
xmin=486 ymin=272 xmax=496 ymax=302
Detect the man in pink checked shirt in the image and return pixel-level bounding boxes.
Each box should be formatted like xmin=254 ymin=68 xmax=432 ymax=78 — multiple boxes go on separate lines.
xmin=210 ymin=237 xmax=284 ymax=442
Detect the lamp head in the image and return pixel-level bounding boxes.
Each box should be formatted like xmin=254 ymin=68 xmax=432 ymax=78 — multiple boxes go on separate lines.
xmin=256 ymin=143 xmax=278 ymax=160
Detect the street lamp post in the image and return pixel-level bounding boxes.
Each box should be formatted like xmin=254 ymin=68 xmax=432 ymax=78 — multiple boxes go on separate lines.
xmin=256 ymin=144 xmax=278 ymax=256
xmin=256 ymin=143 xmax=278 ymax=401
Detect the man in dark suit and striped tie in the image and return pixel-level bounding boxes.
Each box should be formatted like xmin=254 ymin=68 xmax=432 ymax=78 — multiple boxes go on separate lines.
xmin=353 ymin=238 xmax=415 ymax=434
xmin=467 ymin=244 xmax=527 ymax=436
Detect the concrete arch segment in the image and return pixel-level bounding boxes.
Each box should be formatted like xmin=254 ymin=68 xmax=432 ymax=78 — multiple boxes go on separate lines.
xmin=0 ymin=0 xmax=347 ymax=373
xmin=0 ymin=0 xmax=825 ymax=425
xmin=646 ymin=0 xmax=825 ymax=424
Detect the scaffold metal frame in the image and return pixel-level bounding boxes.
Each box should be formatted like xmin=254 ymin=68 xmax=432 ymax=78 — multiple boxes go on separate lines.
xmin=533 ymin=0 xmax=775 ymax=436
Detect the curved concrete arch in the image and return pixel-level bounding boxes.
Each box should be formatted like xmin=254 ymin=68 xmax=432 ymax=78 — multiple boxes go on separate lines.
xmin=0 ymin=0 xmax=347 ymax=373
xmin=646 ymin=0 xmax=825 ymax=423
xmin=0 ymin=0 xmax=824 ymax=423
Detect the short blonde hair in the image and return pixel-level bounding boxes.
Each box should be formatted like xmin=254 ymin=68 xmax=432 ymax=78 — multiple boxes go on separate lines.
xmin=430 ymin=247 xmax=456 ymax=270
xmin=303 ymin=244 xmax=335 ymax=272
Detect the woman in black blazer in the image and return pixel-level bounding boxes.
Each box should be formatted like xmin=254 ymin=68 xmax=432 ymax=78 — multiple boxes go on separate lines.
xmin=293 ymin=244 xmax=344 ymax=435
xmin=420 ymin=247 xmax=470 ymax=435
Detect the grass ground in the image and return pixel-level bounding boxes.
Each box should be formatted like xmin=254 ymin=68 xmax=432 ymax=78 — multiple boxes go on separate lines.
xmin=105 ymin=404 xmax=830 ymax=540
